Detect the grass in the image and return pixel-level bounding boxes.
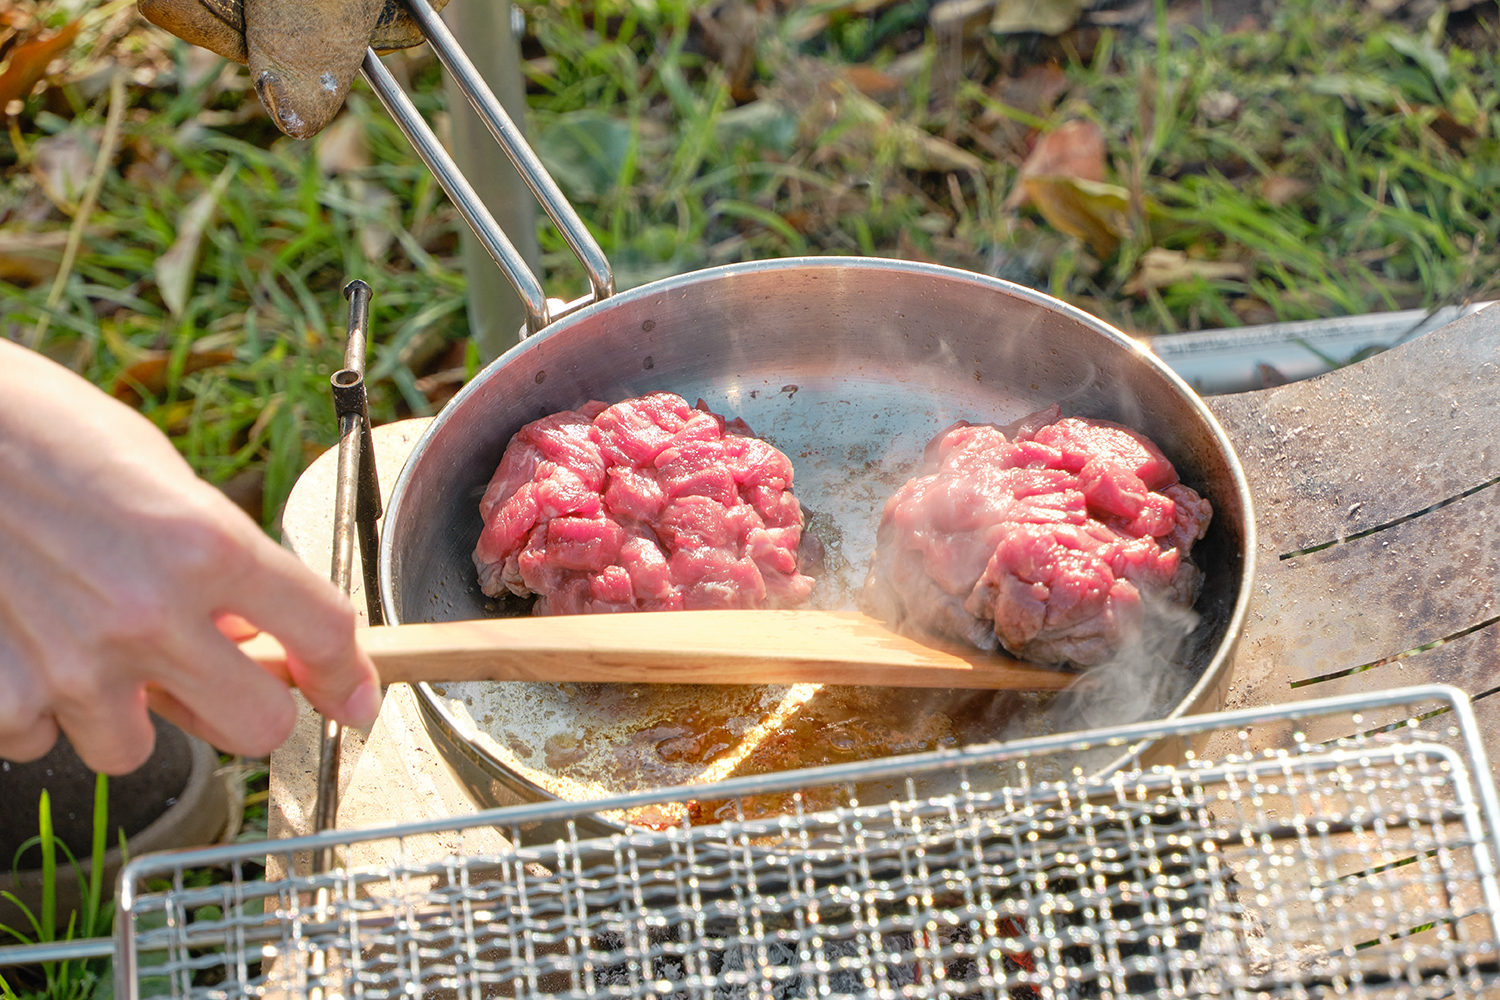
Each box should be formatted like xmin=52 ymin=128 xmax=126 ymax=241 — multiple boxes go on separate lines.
xmin=0 ymin=1 xmax=1496 ymax=994
xmin=3 ymin=0 xmax=1496 ymax=529
xmin=0 ymin=778 xmax=113 ymax=1000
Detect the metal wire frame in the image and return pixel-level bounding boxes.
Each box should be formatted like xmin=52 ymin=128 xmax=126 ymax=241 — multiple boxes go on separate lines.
xmin=104 ymin=684 xmax=1500 ymax=1000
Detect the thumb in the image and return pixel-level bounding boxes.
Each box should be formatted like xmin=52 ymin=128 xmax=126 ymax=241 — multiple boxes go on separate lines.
xmin=284 ymin=642 xmax=383 ymax=729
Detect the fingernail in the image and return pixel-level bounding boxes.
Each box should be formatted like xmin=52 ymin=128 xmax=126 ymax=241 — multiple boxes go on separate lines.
xmin=341 ymin=678 xmax=383 ymax=729
xmin=255 ymin=72 xmax=314 ymax=139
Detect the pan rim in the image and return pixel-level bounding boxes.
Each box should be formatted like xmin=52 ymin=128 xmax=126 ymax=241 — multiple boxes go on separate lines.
xmin=378 ymin=255 xmax=1257 ymax=806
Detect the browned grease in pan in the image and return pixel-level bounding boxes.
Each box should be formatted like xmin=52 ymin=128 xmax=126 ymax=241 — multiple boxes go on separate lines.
xmin=446 ymin=680 xmax=1026 ymax=824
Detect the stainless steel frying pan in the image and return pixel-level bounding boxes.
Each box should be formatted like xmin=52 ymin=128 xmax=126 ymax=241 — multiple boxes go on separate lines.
xmin=367 ymin=0 xmax=1256 ymax=817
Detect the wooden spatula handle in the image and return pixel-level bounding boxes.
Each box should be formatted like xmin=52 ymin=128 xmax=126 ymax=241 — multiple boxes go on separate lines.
xmin=238 ymin=609 xmax=1076 ymax=691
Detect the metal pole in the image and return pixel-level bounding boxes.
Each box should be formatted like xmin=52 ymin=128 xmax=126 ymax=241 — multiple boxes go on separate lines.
xmin=310 ymin=280 xmax=380 ymax=872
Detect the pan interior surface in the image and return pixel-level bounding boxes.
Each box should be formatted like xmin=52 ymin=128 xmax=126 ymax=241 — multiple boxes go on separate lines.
xmin=380 ymin=259 xmax=1253 ymax=809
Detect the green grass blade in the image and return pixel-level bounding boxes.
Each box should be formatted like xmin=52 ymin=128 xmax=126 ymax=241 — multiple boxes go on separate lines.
xmin=39 ymin=791 xmax=55 ymax=945
xmin=55 ymin=911 xmax=80 ymax=998
xmin=11 ymin=835 xmax=42 ymax=877
xmin=0 ymin=913 xmax=38 ymax=946
xmin=87 ymin=775 xmax=108 ymax=938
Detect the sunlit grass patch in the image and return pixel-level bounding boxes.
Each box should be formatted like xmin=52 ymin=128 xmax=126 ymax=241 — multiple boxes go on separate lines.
xmin=0 ymin=0 xmax=1495 ymax=535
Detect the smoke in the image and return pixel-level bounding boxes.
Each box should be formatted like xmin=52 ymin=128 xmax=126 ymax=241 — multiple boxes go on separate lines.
xmin=1031 ymin=591 xmax=1202 ymax=735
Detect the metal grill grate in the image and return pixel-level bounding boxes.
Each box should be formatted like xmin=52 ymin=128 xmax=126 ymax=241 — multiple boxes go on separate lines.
xmin=117 ymin=685 xmax=1500 ymax=1000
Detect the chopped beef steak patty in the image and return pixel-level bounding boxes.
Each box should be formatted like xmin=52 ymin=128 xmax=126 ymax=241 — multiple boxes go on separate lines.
xmin=861 ymin=405 xmax=1213 ymax=667
xmin=473 ymin=392 xmax=816 ymax=615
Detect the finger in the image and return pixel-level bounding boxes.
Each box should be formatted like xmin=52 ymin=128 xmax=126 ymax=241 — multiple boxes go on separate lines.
xmin=145 ymin=686 xmax=216 ymax=748
xmin=369 ymin=0 xmax=451 ymax=50
xmin=244 ymin=0 xmax=384 ymax=138
xmin=290 ymin=650 xmax=382 ymax=730
xmin=0 ymin=601 xmax=61 ymax=763
xmin=53 ymin=682 xmax=158 ymax=775
xmin=138 ymin=0 xmax=249 ymax=63
xmin=215 ymin=612 xmax=260 ymax=642
xmin=223 ymin=540 xmax=381 ymax=728
xmin=145 ymin=684 xmax=280 ymax=759
xmin=149 ymin=622 xmax=299 ymax=758
xmin=0 ymin=714 xmax=60 ymax=764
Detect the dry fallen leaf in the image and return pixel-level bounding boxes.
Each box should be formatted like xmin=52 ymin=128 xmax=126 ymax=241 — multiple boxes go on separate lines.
xmin=316 ymin=113 xmax=371 ymax=175
xmin=692 ymin=0 xmax=763 ymax=103
xmin=1022 ymin=175 xmax=1129 ymax=258
xmin=349 ymin=177 xmax=399 ymax=260
xmin=413 ymin=366 xmax=467 ymax=409
xmin=842 ymin=64 xmax=902 ymax=98
xmin=182 ymin=45 xmax=226 ymax=92
xmin=31 ymin=128 xmax=97 ymax=212
xmin=217 ymin=468 xmax=266 ymax=523
xmin=154 ymin=163 xmax=236 ymax=317
xmin=0 ymin=229 xmax=68 ymax=286
xmin=1005 ymin=119 xmax=1106 ymax=209
xmin=1260 ymin=175 xmax=1311 ymax=207
xmin=769 ymin=58 xmax=982 ymax=178
xmin=1233 ymin=297 xmax=1277 ymax=325
xmin=994 ymin=63 xmax=1070 ymax=119
xmin=113 ymin=348 xmax=238 ymax=405
xmin=930 ymin=0 xmax=996 ymax=36
xmin=1123 ymin=247 xmax=1248 ymax=295
xmin=0 ymin=20 xmax=79 ymax=108
xmin=1197 ymin=90 xmax=1240 ymax=121
xmin=990 ymin=0 xmax=1086 ymax=35
xmin=1428 ymin=106 xmax=1478 ymax=149
xmin=1256 ymin=363 xmax=1290 ymax=388
xmin=832 ymin=78 xmax=985 ymax=174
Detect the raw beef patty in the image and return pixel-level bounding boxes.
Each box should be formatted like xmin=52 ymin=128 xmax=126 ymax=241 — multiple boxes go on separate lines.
xmin=861 ymin=405 xmax=1213 ymax=667
xmin=473 ymin=391 xmax=817 ymax=615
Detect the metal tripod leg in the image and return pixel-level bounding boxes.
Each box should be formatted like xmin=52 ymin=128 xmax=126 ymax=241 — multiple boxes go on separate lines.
xmin=311 ymin=280 xmax=384 ymax=870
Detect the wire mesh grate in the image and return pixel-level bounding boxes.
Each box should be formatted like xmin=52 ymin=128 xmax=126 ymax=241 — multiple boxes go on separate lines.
xmin=118 ymin=684 xmax=1500 ymax=1000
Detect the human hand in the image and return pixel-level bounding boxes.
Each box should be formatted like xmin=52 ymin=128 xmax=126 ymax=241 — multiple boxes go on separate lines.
xmin=0 ymin=341 xmax=381 ymax=774
xmin=136 ymin=0 xmax=451 ymax=139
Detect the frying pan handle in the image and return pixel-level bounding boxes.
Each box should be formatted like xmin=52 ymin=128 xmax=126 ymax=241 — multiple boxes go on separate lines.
xmin=360 ymin=0 xmax=617 ymax=336
xmin=404 ymin=0 xmax=615 ymax=306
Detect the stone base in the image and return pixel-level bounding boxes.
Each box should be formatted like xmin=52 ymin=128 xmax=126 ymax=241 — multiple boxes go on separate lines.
xmin=270 ymin=418 xmax=504 ymax=878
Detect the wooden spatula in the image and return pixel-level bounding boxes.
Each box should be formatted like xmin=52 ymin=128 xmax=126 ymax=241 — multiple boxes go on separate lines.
xmin=239 ymin=609 xmax=1077 ymax=690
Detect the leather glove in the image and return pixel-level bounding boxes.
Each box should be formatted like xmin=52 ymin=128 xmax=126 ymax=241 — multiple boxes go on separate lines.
xmin=138 ymin=0 xmax=450 ymax=139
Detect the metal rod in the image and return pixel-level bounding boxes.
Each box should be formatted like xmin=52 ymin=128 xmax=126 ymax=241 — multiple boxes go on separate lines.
xmin=329 ymin=401 xmax=361 ymax=598
xmin=114 ymin=868 xmax=137 ymax=1000
xmin=1448 ymin=692 xmax=1500 ymax=946
xmin=312 ymin=280 xmax=386 ymax=871
xmin=0 ymin=937 xmax=116 ymax=968
xmin=356 ymin=519 xmax=383 ymax=625
xmin=402 ymin=0 xmax=613 ymax=306
xmin=359 ymin=49 xmax=551 ymax=334
xmin=335 ymin=280 xmax=384 ymax=626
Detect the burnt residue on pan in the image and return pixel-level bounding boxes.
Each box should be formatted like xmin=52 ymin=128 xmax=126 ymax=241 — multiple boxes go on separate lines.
xmin=438 ymin=678 xmax=1035 ymax=823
